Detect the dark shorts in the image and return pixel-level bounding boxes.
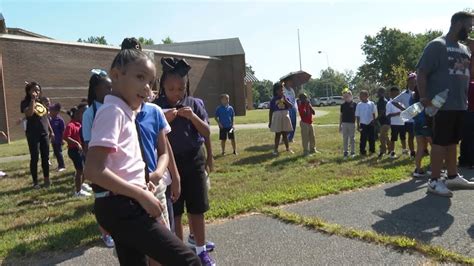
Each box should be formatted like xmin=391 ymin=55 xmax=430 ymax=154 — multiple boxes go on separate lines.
xmin=433 ymin=110 xmax=465 ymax=146
xmin=414 ymin=123 xmax=433 ymax=138
xmin=173 ymin=147 xmax=209 ymax=216
xmin=404 ymin=122 xmax=414 ymax=135
xmin=219 ymin=127 xmax=235 ymax=140
xmin=390 ymin=125 xmax=406 ymax=142
xmin=68 ymin=148 xmax=84 ymax=171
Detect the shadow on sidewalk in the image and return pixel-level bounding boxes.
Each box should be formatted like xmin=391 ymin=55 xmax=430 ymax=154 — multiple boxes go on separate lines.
xmin=371 ymin=194 xmax=453 ymax=243
xmin=384 ymin=178 xmax=428 ymax=197
xmin=468 ymin=224 xmax=474 ymax=239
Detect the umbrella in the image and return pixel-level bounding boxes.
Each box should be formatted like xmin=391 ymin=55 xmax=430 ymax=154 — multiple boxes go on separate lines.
xmin=280 ymin=70 xmax=312 ymax=87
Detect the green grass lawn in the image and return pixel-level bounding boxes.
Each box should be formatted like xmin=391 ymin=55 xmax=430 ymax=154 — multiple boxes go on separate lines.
xmin=0 ymin=139 xmax=30 ymax=158
xmin=0 ymin=127 xmax=422 ymax=261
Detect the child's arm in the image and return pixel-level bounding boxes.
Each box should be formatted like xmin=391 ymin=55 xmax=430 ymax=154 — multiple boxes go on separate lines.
xmin=84 ymin=146 xmax=164 ymax=218
xmin=150 ymin=130 xmax=169 ymax=184
xmin=177 ymin=107 xmax=210 ymax=139
xmin=23 ymin=98 xmax=36 ymax=117
xmin=356 ymin=116 xmax=361 ymax=131
xmin=166 ymin=138 xmax=181 ymax=202
xmin=269 ymin=108 xmax=273 ymax=128
xmin=66 ymin=137 xmax=83 ymax=151
xmin=204 ymin=137 xmax=214 ymax=173
xmin=310 ymin=104 xmax=315 ymax=115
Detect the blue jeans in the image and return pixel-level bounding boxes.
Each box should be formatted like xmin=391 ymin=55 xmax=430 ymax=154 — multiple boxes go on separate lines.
xmin=288 ymin=108 xmax=297 ymax=141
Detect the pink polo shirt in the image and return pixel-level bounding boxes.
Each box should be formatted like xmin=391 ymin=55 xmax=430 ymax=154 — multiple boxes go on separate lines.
xmin=89 ymin=95 xmax=146 ymax=188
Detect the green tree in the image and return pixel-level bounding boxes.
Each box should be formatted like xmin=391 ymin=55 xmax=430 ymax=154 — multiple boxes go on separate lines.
xmin=161 ymin=36 xmax=174 ymax=44
xmin=391 ymin=56 xmax=410 ymax=90
xmin=252 ymin=79 xmax=273 ymax=103
xmin=246 ymin=64 xmax=255 ymax=75
xmin=359 ymin=27 xmax=443 ymax=86
xmin=138 ymin=37 xmax=154 ymax=45
xmin=77 ymin=36 xmax=108 ymax=45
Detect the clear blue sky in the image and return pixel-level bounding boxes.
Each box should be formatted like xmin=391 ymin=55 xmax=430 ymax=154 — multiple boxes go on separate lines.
xmin=1 ymin=0 xmax=471 ymax=81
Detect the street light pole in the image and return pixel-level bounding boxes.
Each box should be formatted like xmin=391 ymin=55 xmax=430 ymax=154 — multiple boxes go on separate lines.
xmin=298 ymin=29 xmax=302 ymax=71
xmin=317 ymin=50 xmax=332 ymax=96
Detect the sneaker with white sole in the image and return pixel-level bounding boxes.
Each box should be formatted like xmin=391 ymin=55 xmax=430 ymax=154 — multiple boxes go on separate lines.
xmin=188 ymin=234 xmax=215 ymax=252
xmin=445 ymin=175 xmax=474 ymax=189
xmin=58 ymin=168 xmax=66 ymax=172
xmin=102 ymin=234 xmax=115 ymax=248
xmin=74 ymin=189 xmax=91 ymax=197
xmin=412 ymin=169 xmax=426 ymax=178
xmin=427 ymin=179 xmax=453 ymax=197
xmin=389 ymin=152 xmax=397 ymax=159
xmin=81 ymin=183 xmax=93 ymax=192
xmin=198 ymin=250 xmax=216 ymax=266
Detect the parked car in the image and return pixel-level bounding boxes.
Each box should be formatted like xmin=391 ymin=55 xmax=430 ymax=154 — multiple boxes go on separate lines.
xmin=353 ymin=96 xmax=360 ymax=104
xmin=257 ymin=101 xmax=270 ymax=109
xmin=329 ymin=96 xmax=344 ymax=105
xmin=311 ymin=98 xmax=321 ymax=106
xmin=318 ymin=97 xmax=330 ymax=106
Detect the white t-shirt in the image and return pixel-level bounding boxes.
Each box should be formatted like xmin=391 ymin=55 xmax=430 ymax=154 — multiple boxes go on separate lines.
xmin=355 ymin=101 xmax=377 ymax=125
xmin=386 ymin=100 xmax=405 ymax=126
xmin=392 ymin=89 xmax=414 ymax=123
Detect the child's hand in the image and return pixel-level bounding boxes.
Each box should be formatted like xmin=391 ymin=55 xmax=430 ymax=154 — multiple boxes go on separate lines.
xmin=339 ymin=125 xmax=342 ymax=133
xmin=357 ymin=125 xmax=361 ymax=132
xmin=171 ymin=179 xmax=181 ymax=203
xmin=138 ymin=190 xmax=164 ymax=218
xmin=164 ymin=109 xmax=178 ymax=123
xmin=206 ymin=156 xmax=214 ymax=173
xmin=147 ymin=182 xmax=157 ymax=194
xmin=149 ymin=171 xmax=163 ymax=184
xmin=218 ymin=123 xmax=223 ymax=129
xmin=177 ymin=107 xmax=195 ymax=120
xmin=49 ymin=132 xmax=55 ymax=141
xmin=268 ymin=122 xmax=272 ymax=128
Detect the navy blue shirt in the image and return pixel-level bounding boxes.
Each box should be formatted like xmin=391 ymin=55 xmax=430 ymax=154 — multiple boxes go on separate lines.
xmin=136 ymin=103 xmax=170 ymax=172
xmin=215 ymin=104 xmax=234 ymax=128
xmin=153 ymin=96 xmax=207 ymax=155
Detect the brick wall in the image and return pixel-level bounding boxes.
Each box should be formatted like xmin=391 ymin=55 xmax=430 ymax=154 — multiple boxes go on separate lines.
xmin=0 ymin=35 xmax=245 ymax=141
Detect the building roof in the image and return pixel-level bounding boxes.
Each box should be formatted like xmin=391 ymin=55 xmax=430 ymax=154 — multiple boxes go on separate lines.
xmin=244 ymin=70 xmax=259 ymax=83
xmin=6 ymin=27 xmax=53 ymax=39
xmin=145 ymin=38 xmax=245 ymax=57
xmin=0 ymin=34 xmax=220 ymax=61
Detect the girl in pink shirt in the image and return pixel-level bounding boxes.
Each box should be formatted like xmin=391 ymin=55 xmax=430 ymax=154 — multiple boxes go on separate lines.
xmin=84 ymin=38 xmax=199 ymax=266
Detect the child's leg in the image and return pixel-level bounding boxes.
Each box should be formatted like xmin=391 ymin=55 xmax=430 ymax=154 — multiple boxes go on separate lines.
xmin=349 ymin=123 xmax=356 ymax=154
xmin=360 ymin=124 xmax=367 ymax=154
xmin=174 ymin=215 xmax=183 ymax=240
xmin=95 ymin=198 xmax=200 ymax=265
xmin=220 ymin=140 xmax=226 ymax=155
xmin=282 ymin=132 xmax=290 ymax=150
xmin=274 ymin=133 xmax=281 ymax=152
xmin=308 ymin=124 xmax=316 ymax=151
xmin=342 ymin=124 xmax=349 ymax=154
xmin=52 ymin=142 xmax=66 ymax=169
xmin=39 ymin=134 xmax=50 ymax=183
xmin=26 ymin=135 xmax=40 ymax=185
xmin=300 ymin=121 xmax=309 ymax=153
xmin=231 ymin=138 xmax=236 ymax=153
xmin=401 ymin=126 xmax=407 ymax=150
xmin=415 ymin=136 xmax=426 ymax=170
xmin=368 ymin=124 xmax=376 ymax=153
xmin=189 ymin=213 xmax=206 ymax=247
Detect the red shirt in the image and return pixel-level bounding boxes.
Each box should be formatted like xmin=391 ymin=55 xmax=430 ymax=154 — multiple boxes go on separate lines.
xmin=63 ymin=120 xmax=82 ymax=149
xmin=298 ymin=101 xmax=313 ymax=124
xmin=468 ymin=81 xmax=474 ymax=112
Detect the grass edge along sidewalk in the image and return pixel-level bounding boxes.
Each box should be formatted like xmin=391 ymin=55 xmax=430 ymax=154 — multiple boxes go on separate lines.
xmin=261 ymin=208 xmax=474 ymax=265
xmin=1 ymin=126 xmax=418 ymax=261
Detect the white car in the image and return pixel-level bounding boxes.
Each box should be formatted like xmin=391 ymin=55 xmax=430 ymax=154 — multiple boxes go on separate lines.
xmin=257 ymin=101 xmax=270 ymax=109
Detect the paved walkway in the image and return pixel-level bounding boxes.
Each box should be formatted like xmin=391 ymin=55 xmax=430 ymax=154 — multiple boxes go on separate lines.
xmin=5 ymin=172 xmax=474 ymax=265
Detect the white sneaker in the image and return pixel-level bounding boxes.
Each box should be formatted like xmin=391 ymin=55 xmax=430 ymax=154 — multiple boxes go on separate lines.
xmin=402 ymin=149 xmax=409 ymax=155
xmin=427 ymin=179 xmax=453 ymax=197
xmin=445 ymin=175 xmax=474 ymax=189
xmin=81 ymin=183 xmax=93 ymax=192
xmin=0 ymin=170 xmax=6 ymax=177
xmin=390 ymin=152 xmax=397 ymax=159
xmin=74 ymin=190 xmax=91 ymax=197
xmin=58 ymin=168 xmax=66 ymax=172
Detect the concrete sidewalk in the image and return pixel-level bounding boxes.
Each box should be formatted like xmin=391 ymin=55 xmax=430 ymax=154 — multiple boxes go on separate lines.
xmin=284 ymin=168 xmax=474 ymax=258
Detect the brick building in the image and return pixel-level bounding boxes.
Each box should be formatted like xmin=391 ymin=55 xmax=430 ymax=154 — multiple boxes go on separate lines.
xmin=0 ymin=15 xmax=246 ymax=142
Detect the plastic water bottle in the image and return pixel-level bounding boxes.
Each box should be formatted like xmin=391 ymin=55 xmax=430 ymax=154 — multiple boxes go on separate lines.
xmin=400 ymin=102 xmax=424 ymax=121
xmin=425 ymin=89 xmax=449 ymax=117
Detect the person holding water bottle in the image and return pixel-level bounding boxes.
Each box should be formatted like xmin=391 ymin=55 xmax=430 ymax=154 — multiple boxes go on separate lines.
xmin=416 ymin=11 xmax=474 ymax=197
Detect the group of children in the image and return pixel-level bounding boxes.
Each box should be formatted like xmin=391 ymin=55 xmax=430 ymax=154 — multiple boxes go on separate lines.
xmin=268 ymin=81 xmax=318 ymax=156
xmin=18 ymin=38 xmax=222 ymax=265
xmin=337 ymin=73 xmax=433 ymax=177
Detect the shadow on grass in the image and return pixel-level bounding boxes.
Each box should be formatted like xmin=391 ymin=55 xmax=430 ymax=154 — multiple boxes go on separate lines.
xmin=2 ymin=221 xmax=99 ymax=265
xmin=371 ymin=194 xmax=453 ymax=243
xmin=268 ymin=154 xmax=306 ymax=169
xmin=0 ymin=197 xmax=83 ymax=216
xmin=244 ymin=144 xmax=275 ymax=152
xmin=0 ymin=173 xmax=72 ymax=198
xmin=0 ymin=202 xmax=93 ymax=236
xmin=234 ymin=152 xmax=276 ymax=166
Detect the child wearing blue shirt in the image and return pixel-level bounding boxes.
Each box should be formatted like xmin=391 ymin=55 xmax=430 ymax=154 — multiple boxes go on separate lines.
xmin=215 ymin=94 xmax=236 ymax=155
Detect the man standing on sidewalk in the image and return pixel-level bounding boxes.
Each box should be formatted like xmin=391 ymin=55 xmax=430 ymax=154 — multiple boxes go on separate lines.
xmin=417 ymin=11 xmax=474 ymax=197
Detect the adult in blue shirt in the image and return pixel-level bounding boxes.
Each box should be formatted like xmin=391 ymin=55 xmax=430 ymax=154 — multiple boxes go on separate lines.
xmin=282 ymin=77 xmax=298 ymax=142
